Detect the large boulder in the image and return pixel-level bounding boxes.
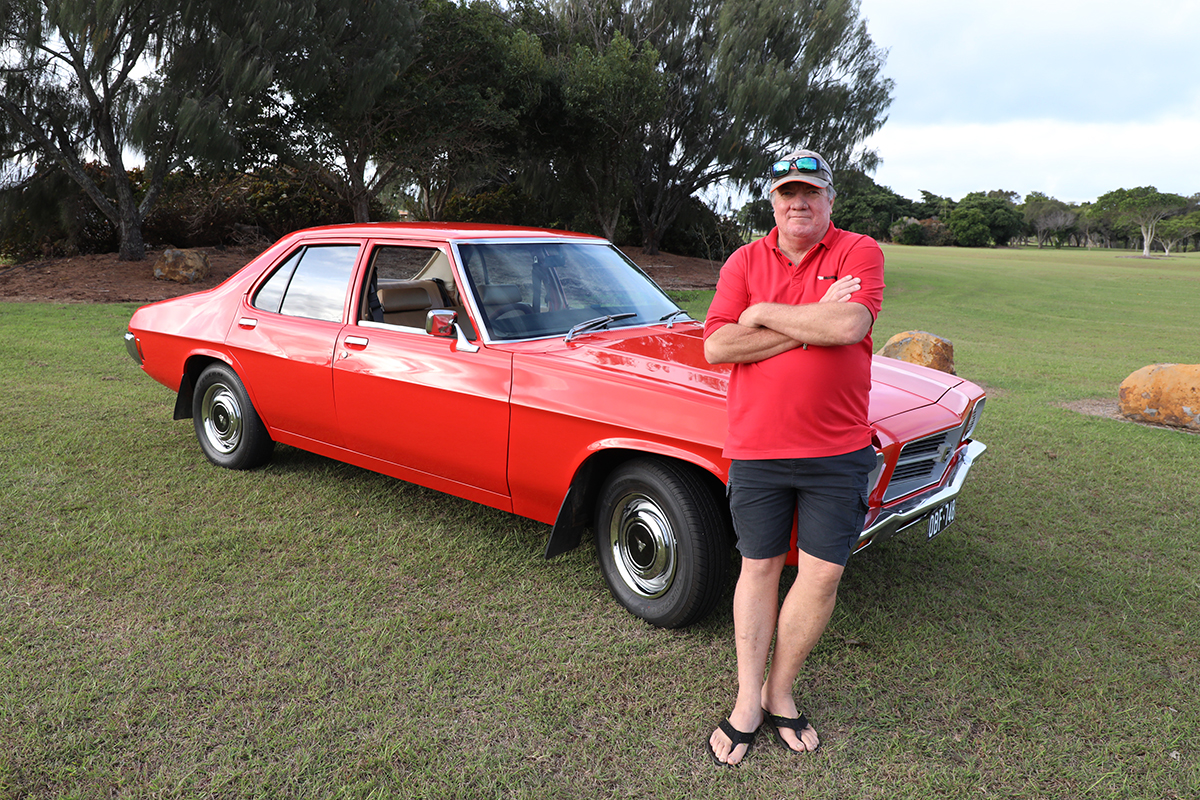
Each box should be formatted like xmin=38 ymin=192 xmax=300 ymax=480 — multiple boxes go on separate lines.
xmin=1118 ymin=364 xmax=1200 ymax=431
xmin=152 ymin=248 xmax=210 ymax=284
xmin=877 ymin=330 xmax=956 ymax=375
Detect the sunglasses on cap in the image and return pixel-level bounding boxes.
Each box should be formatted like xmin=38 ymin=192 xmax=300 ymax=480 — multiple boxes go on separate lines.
xmin=768 ymin=156 xmax=828 ymax=178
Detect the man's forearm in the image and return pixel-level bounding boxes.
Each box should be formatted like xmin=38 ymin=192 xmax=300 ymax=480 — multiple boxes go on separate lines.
xmin=704 ymin=322 xmax=803 ymax=364
xmin=739 ymin=301 xmax=873 ymax=347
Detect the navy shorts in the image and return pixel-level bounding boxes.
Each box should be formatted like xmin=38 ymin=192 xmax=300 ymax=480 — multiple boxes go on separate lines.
xmin=727 ymin=446 xmax=875 ymax=566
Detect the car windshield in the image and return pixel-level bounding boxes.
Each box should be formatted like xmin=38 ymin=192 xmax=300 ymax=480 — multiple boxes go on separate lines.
xmin=456 ymin=240 xmax=684 ymax=341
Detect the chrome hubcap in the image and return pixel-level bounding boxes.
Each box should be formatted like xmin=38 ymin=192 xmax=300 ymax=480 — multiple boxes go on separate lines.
xmin=200 ymin=383 xmax=243 ymax=455
xmin=608 ymin=493 xmax=676 ymax=598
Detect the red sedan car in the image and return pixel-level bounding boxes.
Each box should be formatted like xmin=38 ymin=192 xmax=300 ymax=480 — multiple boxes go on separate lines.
xmin=125 ymin=222 xmax=986 ymax=628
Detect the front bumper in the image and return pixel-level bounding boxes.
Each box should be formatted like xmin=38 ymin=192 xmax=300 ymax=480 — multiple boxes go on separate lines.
xmin=856 ymin=439 xmax=987 ymax=551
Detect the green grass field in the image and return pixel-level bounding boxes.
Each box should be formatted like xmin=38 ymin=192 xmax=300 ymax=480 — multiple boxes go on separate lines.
xmin=2 ymin=245 xmax=1198 ymax=798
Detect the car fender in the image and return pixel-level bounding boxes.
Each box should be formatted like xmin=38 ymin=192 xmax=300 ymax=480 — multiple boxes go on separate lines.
xmin=171 ymin=347 xmax=259 ymax=423
xmin=542 ymin=438 xmax=728 ymax=559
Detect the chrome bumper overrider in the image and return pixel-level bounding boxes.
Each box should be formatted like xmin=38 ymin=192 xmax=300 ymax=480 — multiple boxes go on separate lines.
xmin=857 ymin=440 xmax=987 ymax=549
xmin=124 ymin=332 xmax=142 ymax=365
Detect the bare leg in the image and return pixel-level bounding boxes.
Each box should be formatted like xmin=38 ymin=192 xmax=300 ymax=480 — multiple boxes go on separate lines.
xmin=761 ymin=548 xmax=845 ymax=752
xmin=708 ymin=553 xmax=787 ymax=765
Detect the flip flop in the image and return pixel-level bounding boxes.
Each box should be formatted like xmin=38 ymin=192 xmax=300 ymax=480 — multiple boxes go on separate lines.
xmin=763 ymin=711 xmax=821 ymax=753
xmin=707 ymin=718 xmax=758 ymax=766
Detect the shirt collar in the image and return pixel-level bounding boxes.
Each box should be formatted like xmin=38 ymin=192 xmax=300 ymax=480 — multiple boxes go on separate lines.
xmin=766 ymin=223 xmax=836 ymax=262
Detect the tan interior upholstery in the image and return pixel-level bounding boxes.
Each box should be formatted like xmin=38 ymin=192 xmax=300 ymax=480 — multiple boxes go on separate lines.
xmin=377 ymin=280 xmax=444 ymax=327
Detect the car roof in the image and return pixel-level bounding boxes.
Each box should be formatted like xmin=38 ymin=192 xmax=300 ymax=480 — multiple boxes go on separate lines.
xmin=290 ymin=221 xmax=609 ymax=244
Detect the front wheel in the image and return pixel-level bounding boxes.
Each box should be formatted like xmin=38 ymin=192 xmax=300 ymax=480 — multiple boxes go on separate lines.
xmin=594 ymin=458 xmax=729 ymax=628
xmin=192 ymin=363 xmax=274 ymax=470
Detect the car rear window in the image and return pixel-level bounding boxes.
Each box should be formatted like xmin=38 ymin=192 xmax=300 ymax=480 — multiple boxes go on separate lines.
xmin=252 ymin=245 xmax=360 ymax=322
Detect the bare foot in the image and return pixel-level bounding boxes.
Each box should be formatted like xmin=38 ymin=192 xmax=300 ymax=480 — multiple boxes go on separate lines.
xmin=708 ymin=708 xmax=763 ymax=765
xmin=762 ymin=698 xmax=820 ymax=753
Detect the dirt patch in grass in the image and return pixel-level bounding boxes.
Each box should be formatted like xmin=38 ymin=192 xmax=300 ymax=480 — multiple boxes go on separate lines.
xmin=1060 ymin=398 xmax=1198 ymax=435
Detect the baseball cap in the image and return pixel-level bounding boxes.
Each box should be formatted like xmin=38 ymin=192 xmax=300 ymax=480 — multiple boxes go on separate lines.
xmin=767 ymin=149 xmax=834 ymax=194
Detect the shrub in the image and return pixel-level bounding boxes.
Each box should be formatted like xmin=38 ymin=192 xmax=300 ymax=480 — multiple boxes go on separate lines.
xmin=658 ymin=196 xmax=745 ymax=261
xmin=947 ymin=206 xmax=993 ymax=247
xmin=0 ymin=163 xmax=119 ymax=259
xmin=895 ymin=221 xmax=926 ymax=246
xmin=441 ymin=185 xmax=546 ymax=228
xmin=0 ymin=165 xmax=364 ymax=259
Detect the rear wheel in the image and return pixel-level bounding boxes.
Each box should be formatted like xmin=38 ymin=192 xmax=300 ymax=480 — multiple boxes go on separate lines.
xmin=192 ymin=363 xmax=274 ymax=470
xmin=594 ymin=458 xmax=729 ymax=628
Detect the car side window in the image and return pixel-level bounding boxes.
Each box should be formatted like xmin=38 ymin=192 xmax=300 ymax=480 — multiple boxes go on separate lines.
xmin=252 ymin=249 xmax=301 ymax=314
xmin=372 ymin=246 xmax=442 ymax=282
xmin=252 ymin=245 xmax=360 ymax=322
xmin=359 ymin=245 xmax=471 ymax=334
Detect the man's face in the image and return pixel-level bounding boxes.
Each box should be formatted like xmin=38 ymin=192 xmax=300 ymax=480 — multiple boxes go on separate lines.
xmin=772 ymin=181 xmax=833 ymax=249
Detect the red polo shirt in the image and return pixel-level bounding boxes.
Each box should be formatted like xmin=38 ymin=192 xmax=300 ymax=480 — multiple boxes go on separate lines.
xmin=703 ymin=224 xmax=885 ymax=459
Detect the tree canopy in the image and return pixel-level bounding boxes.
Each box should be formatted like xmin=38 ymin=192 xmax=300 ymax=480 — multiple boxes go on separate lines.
xmin=0 ymin=0 xmax=287 ymax=259
xmin=949 ymin=193 xmax=1024 ymax=247
xmin=6 ymin=0 xmax=1197 ymax=260
xmin=621 ymin=0 xmax=893 ymax=253
xmin=1093 ymin=186 xmax=1190 ymax=257
xmin=271 ymin=0 xmax=423 ymax=223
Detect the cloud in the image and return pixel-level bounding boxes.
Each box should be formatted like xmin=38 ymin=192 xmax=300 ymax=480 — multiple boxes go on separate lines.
xmin=864 ymin=117 xmax=1200 ymax=203
xmin=855 ymin=0 xmax=1200 ymax=202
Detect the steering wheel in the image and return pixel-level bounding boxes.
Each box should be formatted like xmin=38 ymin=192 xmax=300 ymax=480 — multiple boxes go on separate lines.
xmin=490 ymin=302 xmax=535 ymax=320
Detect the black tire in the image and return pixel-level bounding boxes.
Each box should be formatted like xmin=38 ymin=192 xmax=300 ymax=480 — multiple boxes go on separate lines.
xmin=594 ymin=457 xmax=729 ymax=628
xmin=192 ymin=363 xmax=274 ymax=470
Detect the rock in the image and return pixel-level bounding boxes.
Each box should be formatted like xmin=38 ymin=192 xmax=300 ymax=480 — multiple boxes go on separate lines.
xmin=877 ymin=330 xmax=956 ymax=374
xmin=153 ymin=248 xmax=210 ymax=284
xmin=1118 ymin=364 xmax=1200 ymax=431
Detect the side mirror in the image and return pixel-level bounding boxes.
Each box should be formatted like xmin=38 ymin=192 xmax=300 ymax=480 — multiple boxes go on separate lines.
xmin=426 ymin=309 xmax=479 ymax=353
xmin=427 ymin=309 xmax=456 ymax=338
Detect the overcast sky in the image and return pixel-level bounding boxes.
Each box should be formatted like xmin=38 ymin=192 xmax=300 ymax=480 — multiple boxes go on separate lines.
xmin=852 ymin=0 xmax=1200 ymax=204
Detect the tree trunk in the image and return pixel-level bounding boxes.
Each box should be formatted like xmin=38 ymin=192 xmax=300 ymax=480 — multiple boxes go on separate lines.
xmin=117 ymin=225 xmax=146 ymax=261
xmin=352 ymin=193 xmax=372 ymax=224
xmin=116 ymin=201 xmax=146 ymax=261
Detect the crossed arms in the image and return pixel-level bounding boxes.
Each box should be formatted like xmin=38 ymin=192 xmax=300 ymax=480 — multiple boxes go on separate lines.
xmin=704 ymin=275 xmax=874 ymax=365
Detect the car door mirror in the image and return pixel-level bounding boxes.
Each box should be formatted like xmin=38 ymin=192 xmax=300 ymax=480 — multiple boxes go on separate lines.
xmin=427 ymin=309 xmax=479 ymax=353
xmin=427 ymin=309 xmax=457 ymax=338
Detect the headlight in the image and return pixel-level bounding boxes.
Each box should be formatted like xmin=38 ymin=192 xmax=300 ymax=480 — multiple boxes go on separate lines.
xmin=962 ymin=397 xmax=986 ymax=442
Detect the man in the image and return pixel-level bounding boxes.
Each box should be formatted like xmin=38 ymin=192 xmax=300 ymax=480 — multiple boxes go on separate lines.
xmin=703 ymin=149 xmax=884 ymax=766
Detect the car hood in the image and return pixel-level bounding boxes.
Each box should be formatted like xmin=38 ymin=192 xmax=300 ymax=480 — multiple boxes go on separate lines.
xmin=510 ymin=324 xmax=964 ymax=421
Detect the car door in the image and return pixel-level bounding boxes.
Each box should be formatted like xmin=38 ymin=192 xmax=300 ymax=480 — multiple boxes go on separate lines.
xmin=225 ymin=242 xmax=361 ymax=447
xmin=332 ymin=242 xmax=513 ymax=506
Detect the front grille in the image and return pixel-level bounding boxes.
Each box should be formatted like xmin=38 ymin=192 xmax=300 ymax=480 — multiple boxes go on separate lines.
xmin=883 ymin=427 xmax=961 ymax=502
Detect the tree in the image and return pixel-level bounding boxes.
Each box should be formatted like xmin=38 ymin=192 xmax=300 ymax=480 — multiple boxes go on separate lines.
xmin=0 ymin=0 xmax=285 ymax=259
xmin=384 ymin=0 xmax=537 ymax=222
xmin=1023 ymin=192 xmax=1077 ymax=248
xmin=736 ymin=197 xmax=774 ymax=240
xmin=946 ymin=206 xmax=991 ymax=247
xmin=830 ymin=169 xmax=916 ymax=241
xmin=913 ymin=190 xmax=955 ymax=221
xmin=949 ymin=192 xmax=1023 ymax=247
xmin=273 ymin=0 xmax=423 ymax=222
xmin=548 ymin=0 xmax=892 ymax=254
xmin=556 ymin=33 xmax=664 ymax=240
xmin=1154 ymin=212 xmax=1200 ymax=255
xmin=1093 ymin=186 xmax=1188 ymax=257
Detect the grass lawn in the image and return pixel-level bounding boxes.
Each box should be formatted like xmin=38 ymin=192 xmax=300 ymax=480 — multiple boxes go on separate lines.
xmin=2 ymin=245 xmax=1198 ymax=798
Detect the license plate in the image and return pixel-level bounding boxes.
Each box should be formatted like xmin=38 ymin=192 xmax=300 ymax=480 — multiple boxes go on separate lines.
xmin=926 ymin=499 xmax=956 ymax=540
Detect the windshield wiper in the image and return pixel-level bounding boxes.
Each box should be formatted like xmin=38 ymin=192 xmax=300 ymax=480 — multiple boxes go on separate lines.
xmin=658 ymin=309 xmax=692 ymax=328
xmin=564 ymin=312 xmax=636 ymax=342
